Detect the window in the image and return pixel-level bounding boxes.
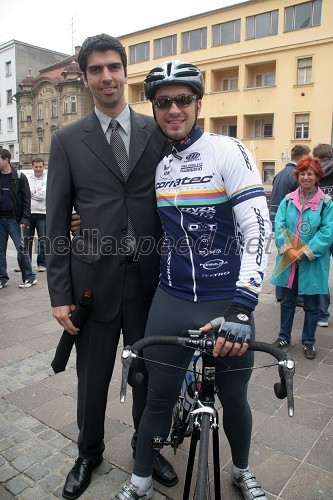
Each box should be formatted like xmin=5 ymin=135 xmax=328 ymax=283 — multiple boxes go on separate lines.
xmin=221 ymin=124 xmax=237 ymax=138
xmin=5 ymin=61 xmax=12 ymax=76
xmin=222 ymin=78 xmax=238 ymax=91
xmin=255 ymin=119 xmax=273 ymax=138
xmin=7 ymin=117 xmax=13 ymax=131
xmin=154 ymin=35 xmax=177 ymax=58
xmin=212 ymin=19 xmax=241 ymax=46
xmin=262 ymin=162 xmax=275 ymax=183
xmin=6 ymin=89 xmax=13 ymax=104
xmin=295 ymin=113 xmax=309 ymax=139
xmin=246 ymin=10 xmax=278 ymax=39
xmin=182 ymin=28 xmax=207 ymax=53
xmin=37 ymin=103 xmax=43 ymax=119
xmin=26 ymin=104 xmax=32 ymax=121
xmin=70 ymin=96 xmax=77 ymax=113
xmin=51 ymin=100 xmax=58 ymax=117
xmin=20 ymin=107 xmax=25 ymax=121
xmin=129 ymin=42 xmax=150 ymax=64
xmin=285 ymin=0 xmax=322 ymax=31
xmin=297 ymin=57 xmax=312 ymax=84
xmin=255 ymin=72 xmax=275 ymax=87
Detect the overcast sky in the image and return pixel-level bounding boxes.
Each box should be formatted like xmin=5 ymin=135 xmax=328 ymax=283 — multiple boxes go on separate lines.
xmin=1 ymin=0 xmax=250 ymax=55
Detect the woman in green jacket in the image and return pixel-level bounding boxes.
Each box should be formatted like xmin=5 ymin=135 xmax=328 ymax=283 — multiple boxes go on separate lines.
xmin=271 ymin=155 xmax=333 ymax=359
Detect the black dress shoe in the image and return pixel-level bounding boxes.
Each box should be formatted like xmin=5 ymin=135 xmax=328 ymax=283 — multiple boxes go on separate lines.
xmin=152 ymin=453 xmax=178 ymax=487
xmin=62 ymin=456 xmax=103 ymax=499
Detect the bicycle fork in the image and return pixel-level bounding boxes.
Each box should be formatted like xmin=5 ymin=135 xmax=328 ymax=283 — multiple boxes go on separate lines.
xmin=183 ymin=404 xmax=221 ymax=500
xmin=183 ymin=352 xmax=221 ymax=500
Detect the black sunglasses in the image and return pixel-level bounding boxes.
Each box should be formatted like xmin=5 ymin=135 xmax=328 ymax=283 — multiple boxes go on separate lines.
xmin=152 ymin=94 xmax=197 ymax=109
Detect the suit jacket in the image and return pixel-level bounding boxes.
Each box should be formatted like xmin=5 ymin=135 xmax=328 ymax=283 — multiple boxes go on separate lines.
xmin=46 ymin=109 xmax=165 ymax=322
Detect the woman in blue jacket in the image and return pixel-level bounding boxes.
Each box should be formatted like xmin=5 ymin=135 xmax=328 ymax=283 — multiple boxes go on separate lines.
xmin=271 ymin=155 xmax=333 ymax=359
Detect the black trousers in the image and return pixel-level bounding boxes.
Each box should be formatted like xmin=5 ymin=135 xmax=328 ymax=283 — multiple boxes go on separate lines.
xmin=134 ymin=288 xmax=254 ymax=477
xmin=75 ymin=262 xmax=149 ymax=459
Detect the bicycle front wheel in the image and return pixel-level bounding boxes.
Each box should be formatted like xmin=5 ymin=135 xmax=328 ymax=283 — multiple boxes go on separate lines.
xmin=195 ymin=412 xmax=210 ymax=499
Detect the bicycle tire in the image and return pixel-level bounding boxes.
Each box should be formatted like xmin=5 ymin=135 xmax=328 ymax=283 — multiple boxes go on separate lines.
xmin=195 ymin=412 xmax=210 ymax=499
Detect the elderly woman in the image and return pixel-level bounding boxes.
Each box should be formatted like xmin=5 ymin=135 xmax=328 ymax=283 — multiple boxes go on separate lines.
xmin=271 ymin=155 xmax=333 ymax=359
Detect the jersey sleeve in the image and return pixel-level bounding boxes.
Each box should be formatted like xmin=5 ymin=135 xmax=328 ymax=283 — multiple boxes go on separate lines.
xmin=219 ymin=138 xmax=272 ymax=310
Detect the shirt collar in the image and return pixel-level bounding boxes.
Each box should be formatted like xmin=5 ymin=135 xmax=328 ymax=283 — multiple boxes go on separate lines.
xmin=95 ymin=105 xmax=131 ymax=136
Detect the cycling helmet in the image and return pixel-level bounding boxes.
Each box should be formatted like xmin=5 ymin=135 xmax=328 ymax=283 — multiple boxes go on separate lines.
xmin=144 ymin=60 xmax=204 ymax=101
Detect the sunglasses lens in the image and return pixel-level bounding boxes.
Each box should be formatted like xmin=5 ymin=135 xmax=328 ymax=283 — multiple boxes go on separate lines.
xmin=153 ymin=95 xmax=197 ymax=109
xmin=154 ymin=97 xmax=171 ymax=109
xmin=175 ymin=95 xmax=196 ymax=107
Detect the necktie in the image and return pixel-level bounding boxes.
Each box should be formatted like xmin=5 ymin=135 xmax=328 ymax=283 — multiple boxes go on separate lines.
xmin=109 ymin=119 xmax=136 ymax=254
xmin=110 ymin=119 xmax=129 ymax=180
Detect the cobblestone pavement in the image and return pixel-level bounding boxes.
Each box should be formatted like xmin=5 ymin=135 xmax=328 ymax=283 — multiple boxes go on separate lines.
xmin=0 ymin=241 xmax=333 ymax=499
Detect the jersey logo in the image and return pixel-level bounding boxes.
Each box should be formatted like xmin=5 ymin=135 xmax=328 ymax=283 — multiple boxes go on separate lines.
xmin=185 ymin=152 xmax=201 ymax=162
xmin=200 ymin=259 xmax=228 ymax=270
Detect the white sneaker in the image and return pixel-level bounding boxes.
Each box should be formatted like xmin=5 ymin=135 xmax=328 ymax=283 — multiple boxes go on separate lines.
xmin=14 ymin=267 xmax=21 ymax=272
xmin=114 ymin=480 xmax=153 ymax=500
xmin=0 ymin=283 xmax=8 ymax=289
xmin=37 ymin=266 xmax=46 ymax=272
xmin=19 ymin=279 xmax=37 ymax=288
xmin=232 ymin=470 xmax=267 ymax=499
xmin=317 ymin=321 xmax=328 ymax=327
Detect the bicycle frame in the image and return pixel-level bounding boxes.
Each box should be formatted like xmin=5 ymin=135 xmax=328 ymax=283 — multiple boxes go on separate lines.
xmin=120 ymin=330 xmax=295 ymax=499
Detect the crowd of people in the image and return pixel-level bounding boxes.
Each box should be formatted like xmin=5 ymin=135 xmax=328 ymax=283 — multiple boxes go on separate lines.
xmin=2 ymin=31 xmax=332 ymax=500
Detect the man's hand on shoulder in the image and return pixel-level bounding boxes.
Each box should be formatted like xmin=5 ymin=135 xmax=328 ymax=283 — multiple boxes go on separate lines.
xmin=52 ymin=305 xmax=79 ymax=335
xmin=70 ymin=212 xmax=81 ymax=236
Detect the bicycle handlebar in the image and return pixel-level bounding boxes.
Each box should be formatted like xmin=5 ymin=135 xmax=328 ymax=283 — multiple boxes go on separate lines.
xmin=120 ymin=330 xmax=295 ymax=417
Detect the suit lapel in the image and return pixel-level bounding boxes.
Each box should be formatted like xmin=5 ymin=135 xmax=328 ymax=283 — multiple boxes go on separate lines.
xmin=128 ymin=109 xmax=151 ymax=178
xmin=82 ymin=112 xmax=124 ymax=182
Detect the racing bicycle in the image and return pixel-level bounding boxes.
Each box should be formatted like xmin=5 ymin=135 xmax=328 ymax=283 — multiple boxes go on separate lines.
xmin=120 ymin=330 xmax=295 ymax=500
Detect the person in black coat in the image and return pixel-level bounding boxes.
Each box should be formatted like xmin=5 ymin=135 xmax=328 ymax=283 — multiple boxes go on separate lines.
xmin=46 ymin=34 xmax=177 ymax=499
xmin=0 ymin=148 xmax=36 ymax=288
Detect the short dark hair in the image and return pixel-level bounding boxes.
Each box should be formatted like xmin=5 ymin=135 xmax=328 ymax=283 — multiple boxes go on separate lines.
xmin=78 ymin=34 xmax=127 ymax=76
xmin=0 ymin=148 xmax=11 ymax=162
xmin=312 ymin=143 xmax=333 ymax=160
xmin=32 ymin=158 xmax=44 ymax=165
xmin=290 ymin=144 xmax=311 ymax=162
xmin=295 ymin=155 xmax=324 ymax=181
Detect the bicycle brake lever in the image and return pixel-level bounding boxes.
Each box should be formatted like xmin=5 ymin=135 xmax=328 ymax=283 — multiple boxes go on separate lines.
xmin=279 ymin=358 xmax=295 ymax=417
xmin=120 ymin=348 xmax=135 ymax=403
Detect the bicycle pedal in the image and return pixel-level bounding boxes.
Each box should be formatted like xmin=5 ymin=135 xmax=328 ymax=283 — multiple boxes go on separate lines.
xmin=152 ymin=435 xmax=168 ymax=450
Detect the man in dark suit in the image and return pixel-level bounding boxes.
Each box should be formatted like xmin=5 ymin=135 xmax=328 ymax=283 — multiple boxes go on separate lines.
xmin=46 ymin=34 xmax=177 ymax=499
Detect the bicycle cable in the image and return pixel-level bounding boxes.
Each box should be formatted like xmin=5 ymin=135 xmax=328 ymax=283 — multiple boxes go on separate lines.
xmin=131 ymin=347 xmax=283 ymax=375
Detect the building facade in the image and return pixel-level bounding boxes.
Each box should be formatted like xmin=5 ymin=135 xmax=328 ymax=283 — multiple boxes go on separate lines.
xmin=118 ymin=0 xmax=332 ymax=191
xmin=0 ymin=40 xmax=69 ymax=165
xmin=15 ymin=52 xmax=94 ymax=167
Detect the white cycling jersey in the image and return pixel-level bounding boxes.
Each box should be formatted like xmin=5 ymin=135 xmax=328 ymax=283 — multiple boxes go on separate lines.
xmin=155 ymin=127 xmax=272 ymax=310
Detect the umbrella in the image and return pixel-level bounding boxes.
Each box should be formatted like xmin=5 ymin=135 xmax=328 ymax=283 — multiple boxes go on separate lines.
xmin=51 ymin=290 xmax=93 ymax=373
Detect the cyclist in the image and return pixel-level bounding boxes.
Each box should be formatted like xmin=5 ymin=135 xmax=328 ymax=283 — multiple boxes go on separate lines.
xmin=114 ymin=60 xmax=271 ymax=500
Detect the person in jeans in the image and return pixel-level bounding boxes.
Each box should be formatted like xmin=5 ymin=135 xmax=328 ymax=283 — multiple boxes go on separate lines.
xmin=271 ymin=156 xmax=333 ymax=359
xmin=25 ymin=158 xmax=47 ymax=272
xmin=312 ymin=143 xmax=333 ymax=327
xmin=0 ymin=148 xmax=37 ymax=289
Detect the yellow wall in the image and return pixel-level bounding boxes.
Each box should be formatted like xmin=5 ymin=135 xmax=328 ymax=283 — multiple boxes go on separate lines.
xmin=119 ymin=0 xmax=333 ymax=188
